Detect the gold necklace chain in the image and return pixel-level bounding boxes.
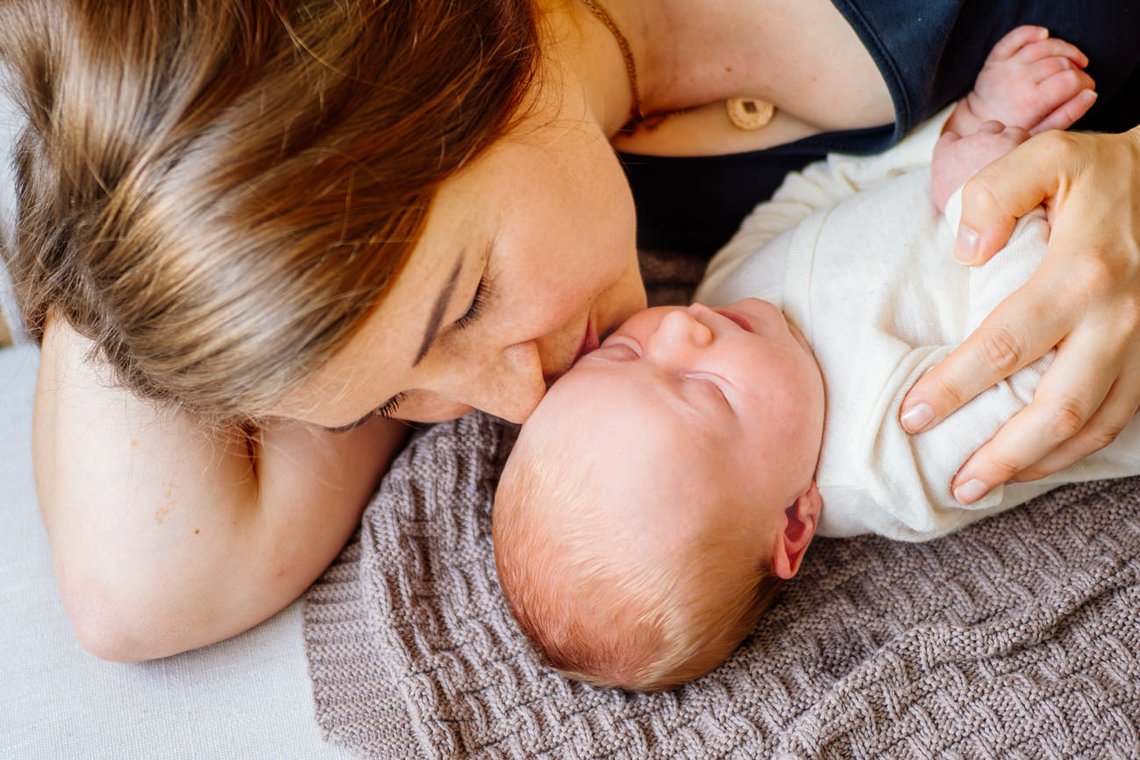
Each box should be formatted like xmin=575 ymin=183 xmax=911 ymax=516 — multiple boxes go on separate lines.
xmin=577 ymin=0 xmax=776 ymax=134
xmin=578 ymin=0 xmax=644 ymax=128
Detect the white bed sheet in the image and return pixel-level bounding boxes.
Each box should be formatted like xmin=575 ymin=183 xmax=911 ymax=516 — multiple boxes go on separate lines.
xmin=0 ymin=344 xmax=349 ymax=759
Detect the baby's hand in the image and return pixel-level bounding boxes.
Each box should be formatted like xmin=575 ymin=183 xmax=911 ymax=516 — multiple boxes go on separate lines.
xmin=931 ymin=121 xmax=1030 ymax=213
xmin=947 ymin=26 xmax=1096 ymax=137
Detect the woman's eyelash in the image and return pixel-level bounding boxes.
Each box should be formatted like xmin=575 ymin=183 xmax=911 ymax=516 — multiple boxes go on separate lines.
xmin=375 ymin=393 xmax=405 ymax=419
xmin=324 ymin=393 xmax=404 ymax=434
xmin=455 ymin=275 xmax=490 ymax=329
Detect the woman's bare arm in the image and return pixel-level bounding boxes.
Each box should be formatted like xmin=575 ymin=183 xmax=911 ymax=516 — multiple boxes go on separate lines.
xmin=34 ymin=316 xmax=407 ymax=661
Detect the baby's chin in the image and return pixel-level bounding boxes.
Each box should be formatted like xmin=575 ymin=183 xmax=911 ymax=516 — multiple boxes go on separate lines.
xmin=786 ymin=319 xmax=814 ymax=355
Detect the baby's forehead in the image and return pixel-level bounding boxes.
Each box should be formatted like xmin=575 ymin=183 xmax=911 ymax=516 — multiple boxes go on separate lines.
xmin=510 ymin=363 xmax=747 ymax=552
xmin=525 ymin=361 xmax=725 ymax=480
xmin=538 ymin=359 xmax=691 ymax=439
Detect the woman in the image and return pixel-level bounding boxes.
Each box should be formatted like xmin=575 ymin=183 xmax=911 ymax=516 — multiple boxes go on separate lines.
xmin=2 ymin=0 xmax=1137 ymax=661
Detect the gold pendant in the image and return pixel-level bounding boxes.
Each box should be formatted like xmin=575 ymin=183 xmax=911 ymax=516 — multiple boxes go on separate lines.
xmin=725 ymin=97 xmax=776 ymax=131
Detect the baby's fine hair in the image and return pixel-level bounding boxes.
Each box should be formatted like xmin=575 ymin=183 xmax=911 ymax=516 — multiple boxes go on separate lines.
xmin=493 ymin=431 xmax=783 ymax=692
xmin=0 ymin=0 xmax=539 ymax=422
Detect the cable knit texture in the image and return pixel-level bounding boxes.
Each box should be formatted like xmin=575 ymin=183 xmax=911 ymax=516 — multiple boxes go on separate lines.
xmin=304 ymin=251 xmax=1140 ymax=759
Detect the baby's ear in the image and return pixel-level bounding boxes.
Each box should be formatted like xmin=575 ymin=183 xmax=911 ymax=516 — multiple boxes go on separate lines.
xmin=771 ymin=482 xmax=822 ymax=580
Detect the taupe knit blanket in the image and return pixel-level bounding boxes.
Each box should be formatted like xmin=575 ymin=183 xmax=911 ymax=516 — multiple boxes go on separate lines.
xmin=303 ymin=251 xmax=1140 ymax=758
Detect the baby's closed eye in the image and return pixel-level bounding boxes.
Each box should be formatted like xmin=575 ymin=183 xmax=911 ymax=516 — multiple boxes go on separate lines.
xmin=682 ymin=373 xmax=733 ymax=411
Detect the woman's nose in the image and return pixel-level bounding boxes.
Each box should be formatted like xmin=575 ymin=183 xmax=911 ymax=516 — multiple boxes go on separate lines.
xmin=648 ymin=309 xmax=713 ymax=357
xmin=448 ymin=340 xmax=547 ymax=424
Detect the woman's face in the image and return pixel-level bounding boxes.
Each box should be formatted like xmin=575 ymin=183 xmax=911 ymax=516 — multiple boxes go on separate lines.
xmin=276 ymin=78 xmax=647 ymax=427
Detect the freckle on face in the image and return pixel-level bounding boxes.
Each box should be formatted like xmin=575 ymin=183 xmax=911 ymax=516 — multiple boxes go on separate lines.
xmin=154 ymin=481 xmax=176 ymax=524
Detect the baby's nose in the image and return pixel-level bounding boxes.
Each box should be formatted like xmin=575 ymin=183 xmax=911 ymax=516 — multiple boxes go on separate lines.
xmin=653 ymin=308 xmax=714 ymax=352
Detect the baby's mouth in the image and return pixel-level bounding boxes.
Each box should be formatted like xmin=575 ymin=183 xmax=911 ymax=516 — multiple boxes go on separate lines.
xmin=714 ymin=308 xmax=755 ymax=333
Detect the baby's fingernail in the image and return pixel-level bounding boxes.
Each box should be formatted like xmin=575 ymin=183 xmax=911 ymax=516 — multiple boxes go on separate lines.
xmin=954 ymin=226 xmax=979 ymax=265
xmin=900 ymin=402 xmax=933 ymax=434
xmin=953 ymin=479 xmax=989 ymax=504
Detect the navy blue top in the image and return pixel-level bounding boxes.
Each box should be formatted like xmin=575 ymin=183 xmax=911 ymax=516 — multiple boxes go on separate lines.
xmin=622 ymin=0 xmax=1140 ymax=256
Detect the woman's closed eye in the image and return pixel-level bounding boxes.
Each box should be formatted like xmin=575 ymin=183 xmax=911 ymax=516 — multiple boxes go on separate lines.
xmin=455 ymin=275 xmax=491 ymax=329
xmin=322 ymin=393 xmax=406 ymax=434
xmin=374 ymin=393 xmax=405 ymax=419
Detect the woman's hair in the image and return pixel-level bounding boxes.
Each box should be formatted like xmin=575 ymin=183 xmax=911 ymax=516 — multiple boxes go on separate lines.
xmin=0 ymin=0 xmax=540 ymax=422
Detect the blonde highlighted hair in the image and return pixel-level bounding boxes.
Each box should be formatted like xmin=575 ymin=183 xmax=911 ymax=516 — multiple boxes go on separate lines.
xmin=493 ymin=431 xmax=783 ymax=692
xmin=0 ymin=0 xmax=539 ymax=422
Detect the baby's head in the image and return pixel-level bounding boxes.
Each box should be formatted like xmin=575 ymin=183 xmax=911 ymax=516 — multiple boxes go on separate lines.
xmin=493 ymin=299 xmax=826 ymax=691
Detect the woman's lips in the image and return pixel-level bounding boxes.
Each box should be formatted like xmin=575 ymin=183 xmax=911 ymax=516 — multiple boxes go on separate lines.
xmin=544 ymin=319 xmax=599 ymax=386
xmin=574 ymin=318 xmax=599 ymax=362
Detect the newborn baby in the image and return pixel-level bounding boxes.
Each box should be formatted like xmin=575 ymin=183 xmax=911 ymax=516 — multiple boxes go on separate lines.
xmin=493 ymin=28 xmax=1131 ymax=691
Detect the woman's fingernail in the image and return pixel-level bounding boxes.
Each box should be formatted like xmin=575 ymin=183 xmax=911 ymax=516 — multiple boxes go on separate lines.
xmin=900 ymin=402 xmax=933 ymax=433
xmin=954 ymin=226 xmax=979 ymax=265
xmin=954 ymin=479 xmax=989 ymax=504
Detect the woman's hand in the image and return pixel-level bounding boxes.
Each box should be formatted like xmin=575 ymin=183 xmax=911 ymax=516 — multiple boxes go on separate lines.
xmin=899 ymin=126 xmax=1140 ymax=504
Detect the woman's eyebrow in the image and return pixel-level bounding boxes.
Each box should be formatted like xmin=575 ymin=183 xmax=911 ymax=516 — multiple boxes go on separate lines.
xmin=414 ymin=257 xmax=464 ymax=366
xmin=326 ymin=254 xmax=466 ymax=433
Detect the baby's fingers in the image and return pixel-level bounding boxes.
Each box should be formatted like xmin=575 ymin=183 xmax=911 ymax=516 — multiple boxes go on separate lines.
xmin=987 ymin=26 xmax=1089 ymax=67
xmin=1030 ymin=56 xmax=1095 ymax=87
xmin=1030 ymin=88 xmax=1097 ymax=134
xmin=1011 ymin=37 xmax=1090 ymax=68
xmin=987 ymin=25 xmax=1050 ymax=62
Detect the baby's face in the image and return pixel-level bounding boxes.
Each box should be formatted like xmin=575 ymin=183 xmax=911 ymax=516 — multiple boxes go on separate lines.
xmin=540 ymin=298 xmax=825 ymax=536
